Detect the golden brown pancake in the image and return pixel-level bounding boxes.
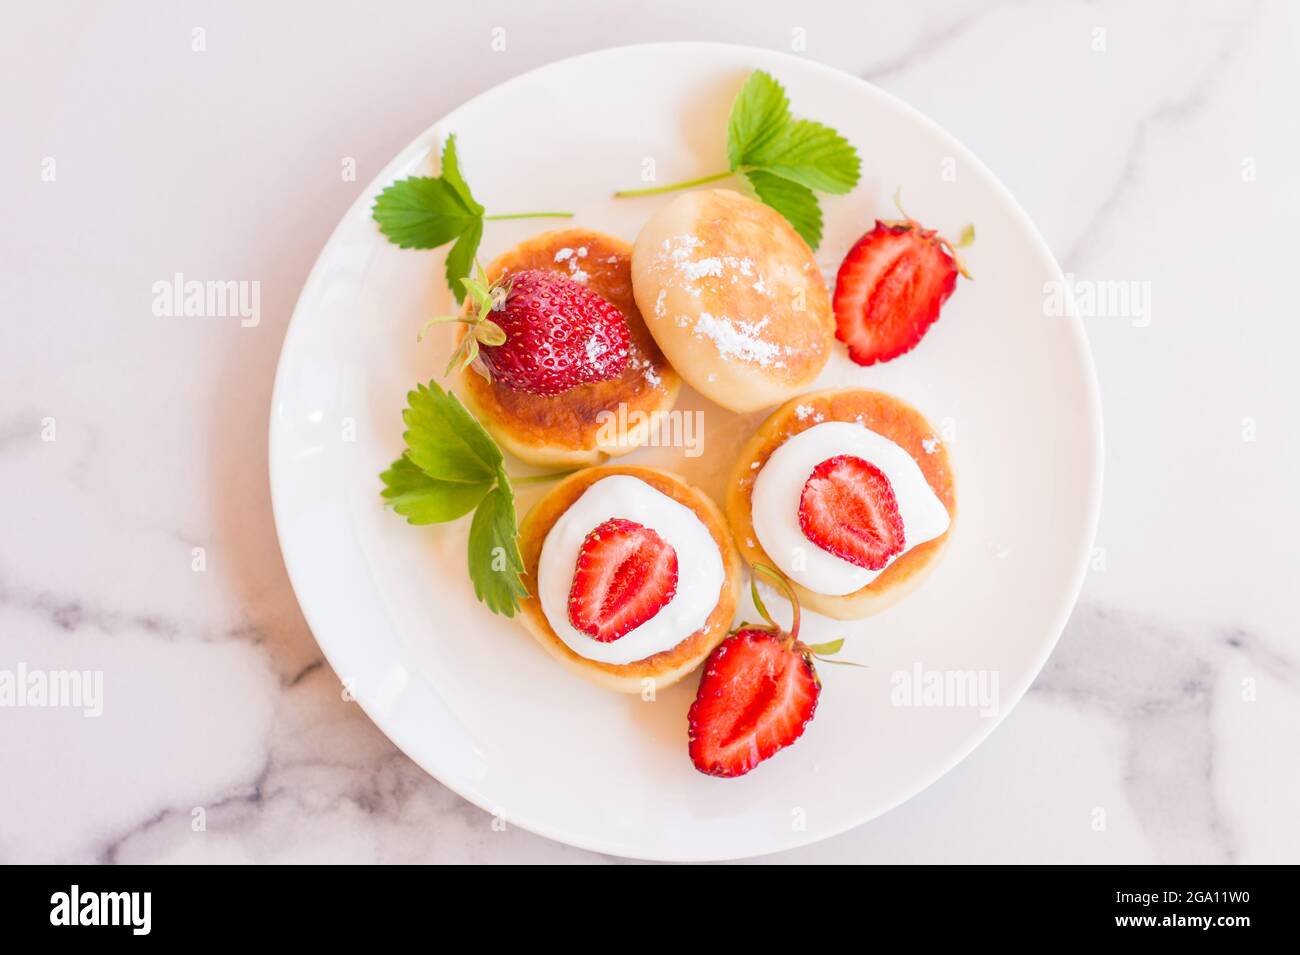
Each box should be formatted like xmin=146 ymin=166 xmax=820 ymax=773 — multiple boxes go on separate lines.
xmin=631 ymin=189 xmax=833 ymax=413
xmin=517 ymin=466 xmax=741 ymax=693
xmin=726 ymin=389 xmax=956 ymax=620
xmin=456 ymin=229 xmax=681 ymax=468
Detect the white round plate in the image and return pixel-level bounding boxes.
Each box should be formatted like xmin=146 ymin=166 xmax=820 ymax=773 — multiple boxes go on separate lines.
xmin=269 ymin=43 xmax=1101 ymax=861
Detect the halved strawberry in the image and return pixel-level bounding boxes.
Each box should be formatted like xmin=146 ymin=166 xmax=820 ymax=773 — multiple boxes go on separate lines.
xmin=833 ymin=209 xmax=972 ymax=366
xmin=689 ymin=566 xmax=851 ymax=778
xmin=798 ymin=454 xmax=904 ymax=570
xmin=568 ymin=518 xmax=678 ymax=642
xmin=688 ymin=629 xmax=819 ymax=778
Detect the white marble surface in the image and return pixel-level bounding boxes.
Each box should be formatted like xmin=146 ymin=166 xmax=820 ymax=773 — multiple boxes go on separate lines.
xmin=3 ymin=0 xmax=1297 ymax=863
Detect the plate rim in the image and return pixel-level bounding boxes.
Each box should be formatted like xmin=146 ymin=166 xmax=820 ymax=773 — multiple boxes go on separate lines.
xmin=268 ymin=40 xmax=1104 ymax=861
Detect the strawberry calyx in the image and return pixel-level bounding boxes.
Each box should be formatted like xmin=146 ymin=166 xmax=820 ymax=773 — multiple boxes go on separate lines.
xmin=742 ymin=564 xmax=864 ymax=681
xmin=885 ymin=188 xmax=975 ymax=280
xmin=418 ymin=263 xmax=513 ymax=376
xmin=745 ymin=563 xmax=801 ymax=650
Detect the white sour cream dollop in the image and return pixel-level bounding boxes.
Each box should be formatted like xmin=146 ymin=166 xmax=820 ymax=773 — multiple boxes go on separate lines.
xmin=751 ymin=422 xmax=949 ymax=596
xmin=538 ymin=475 xmax=725 ymax=665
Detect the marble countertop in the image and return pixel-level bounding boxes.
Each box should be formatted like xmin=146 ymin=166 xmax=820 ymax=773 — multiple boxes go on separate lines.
xmin=3 ymin=0 xmax=1297 ymax=863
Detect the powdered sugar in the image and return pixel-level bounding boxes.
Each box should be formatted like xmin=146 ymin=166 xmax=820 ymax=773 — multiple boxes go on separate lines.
xmin=656 ymin=235 xmax=764 ymax=292
xmin=662 ymin=233 xmax=703 ymax=256
xmin=651 ymin=234 xmax=790 ymax=366
xmin=680 ymin=256 xmax=723 ymax=281
xmin=555 ymin=245 xmax=589 ymax=282
xmin=630 ymin=355 xmax=662 ymax=388
xmin=692 ymin=312 xmax=787 ymax=368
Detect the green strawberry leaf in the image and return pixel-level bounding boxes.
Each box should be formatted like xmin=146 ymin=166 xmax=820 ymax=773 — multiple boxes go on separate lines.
xmin=444 ymin=217 xmax=482 ymax=305
xmin=372 ymin=175 xmax=479 ymax=250
xmin=380 ymin=455 xmax=492 ymax=524
xmin=439 ymin=134 xmax=482 ymax=214
xmin=616 ymin=70 xmax=861 ymax=249
xmin=373 ymin=135 xmax=566 ymax=302
xmin=727 ymin=70 xmax=793 ymax=172
xmin=721 ymin=70 xmax=861 ymax=242
xmin=467 ymin=472 xmax=528 ymax=617
xmin=400 ymin=381 xmax=501 ymax=484
xmin=380 ymin=380 xmax=528 ymax=617
xmin=751 ymin=118 xmax=860 ymax=195
xmin=745 ymin=169 xmax=823 ymax=249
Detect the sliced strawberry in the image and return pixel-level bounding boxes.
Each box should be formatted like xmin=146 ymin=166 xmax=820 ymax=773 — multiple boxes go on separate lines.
xmin=798 ymin=454 xmax=904 ymax=570
xmin=688 ymin=627 xmax=820 ymax=778
xmin=568 ymin=518 xmax=678 ymax=642
xmin=833 ymin=217 xmax=968 ymax=365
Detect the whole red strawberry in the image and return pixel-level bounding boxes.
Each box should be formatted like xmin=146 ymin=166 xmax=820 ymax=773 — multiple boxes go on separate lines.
xmin=833 ymin=199 xmax=973 ymax=366
xmin=439 ymin=268 xmax=631 ymax=396
xmin=688 ymin=566 xmax=851 ymax=778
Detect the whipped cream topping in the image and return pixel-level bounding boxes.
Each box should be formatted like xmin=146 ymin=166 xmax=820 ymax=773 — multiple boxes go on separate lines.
xmin=751 ymin=421 xmax=950 ymax=597
xmin=538 ymin=475 xmax=725 ymax=665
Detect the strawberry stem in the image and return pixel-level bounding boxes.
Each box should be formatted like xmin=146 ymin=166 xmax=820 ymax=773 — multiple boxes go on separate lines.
xmin=751 ymin=564 xmax=801 ymax=647
xmin=748 ymin=576 xmax=775 ymax=630
xmin=417 ymin=314 xmax=475 ymax=343
xmin=483 ymin=211 xmax=574 ymax=220
xmin=614 ymin=170 xmax=733 ymax=198
xmin=892 ymin=186 xmax=910 ymax=220
xmin=511 ymin=470 xmax=577 ymax=486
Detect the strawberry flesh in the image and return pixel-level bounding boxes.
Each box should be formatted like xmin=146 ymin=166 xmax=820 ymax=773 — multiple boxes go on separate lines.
xmin=568 ymin=518 xmax=678 ymax=642
xmin=480 ymin=269 xmax=630 ymax=396
xmin=798 ymin=454 xmax=905 ymax=570
xmin=688 ymin=629 xmax=819 ymax=778
xmin=833 ymin=221 xmax=959 ymax=365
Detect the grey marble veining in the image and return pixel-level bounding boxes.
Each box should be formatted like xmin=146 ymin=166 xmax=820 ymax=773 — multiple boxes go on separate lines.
xmin=1 ymin=0 xmax=1296 ymax=863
